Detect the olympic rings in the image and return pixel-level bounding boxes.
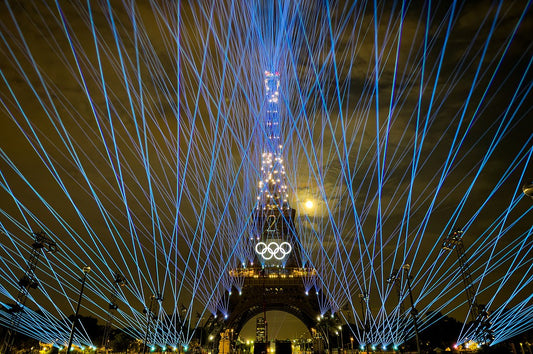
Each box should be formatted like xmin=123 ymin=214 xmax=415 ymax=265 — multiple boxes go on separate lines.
xmin=255 ymin=241 xmax=292 ymax=260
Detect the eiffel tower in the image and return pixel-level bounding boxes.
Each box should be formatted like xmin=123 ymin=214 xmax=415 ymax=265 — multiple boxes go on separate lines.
xmin=221 ymin=71 xmax=321 ymax=349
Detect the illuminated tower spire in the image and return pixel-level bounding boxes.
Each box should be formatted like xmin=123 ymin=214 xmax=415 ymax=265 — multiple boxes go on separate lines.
xmin=225 ymin=72 xmax=319 ymax=344
xmin=253 ymin=71 xmax=299 ymax=268
xmin=257 ymin=71 xmax=289 ymax=211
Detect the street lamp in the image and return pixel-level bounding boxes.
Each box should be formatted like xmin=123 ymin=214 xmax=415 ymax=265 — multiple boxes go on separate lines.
xmin=358 ymin=293 xmax=369 ymax=354
xmin=1 ymin=231 xmax=58 ymax=353
xmin=143 ymin=292 xmax=163 ymax=354
xmin=102 ymin=272 xmax=127 ymax=350
xmin=402 ymin=264 xmax=420 ymax=354
xmin=338 ymin=326 xmax=343 ymax=354
xmin=66 ymin=266 xmax=91 ymax=353
xmin=209 ymin=335 xmax=214 ymax=354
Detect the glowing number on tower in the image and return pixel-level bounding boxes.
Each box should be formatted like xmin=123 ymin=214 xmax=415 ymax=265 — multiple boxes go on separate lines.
xmin=255 ymin=241 xmax=292 ymax=260
xmin=267 ymin=215 xmax=277 ymax=234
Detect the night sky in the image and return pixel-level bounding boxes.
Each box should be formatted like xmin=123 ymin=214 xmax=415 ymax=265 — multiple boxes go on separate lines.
xmin=0 ymin=0 xmax=532 ymax=347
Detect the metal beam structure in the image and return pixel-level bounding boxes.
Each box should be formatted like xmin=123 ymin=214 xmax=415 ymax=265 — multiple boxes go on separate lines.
xmin=1 ymin=231 xmax=57 ymax=354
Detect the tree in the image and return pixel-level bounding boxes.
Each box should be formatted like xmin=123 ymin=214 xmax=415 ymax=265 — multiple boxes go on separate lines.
xmin=67 ymin=314 xmax=105 ymax=346
xmin=110 ymin=330 xmax=135 ymax=352
xmin=420 ymin=312 xmax=463 ymax=349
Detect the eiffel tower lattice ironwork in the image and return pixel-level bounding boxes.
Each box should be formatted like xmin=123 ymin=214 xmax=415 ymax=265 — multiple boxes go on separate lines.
xmin=214 ymin=71 xmax=321 ymax=349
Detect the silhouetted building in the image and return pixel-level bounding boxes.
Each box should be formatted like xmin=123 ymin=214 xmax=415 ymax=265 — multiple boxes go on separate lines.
xmin=256 ymin=317 xmax=266 ymax=342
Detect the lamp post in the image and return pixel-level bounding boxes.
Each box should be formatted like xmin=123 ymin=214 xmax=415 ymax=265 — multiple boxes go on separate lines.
xmin=402 ymin=264 xmax=420 ymax=354
xmin=358 ymin=293 xmax=369 ymax=354
xmin=143 ymin=292 xmax=162 ymax=354
xmin=102 ymin=273 xmax=127 ymax=351
xmin=387 ymin=269 xmax=407 ymax=345
xmin=66 ymin=266 xmax=91 ymax=353
xmin=1 ymin=231 xmax=58 ymax=353
xmin=338 ymin=326 xmax=343 ymax=354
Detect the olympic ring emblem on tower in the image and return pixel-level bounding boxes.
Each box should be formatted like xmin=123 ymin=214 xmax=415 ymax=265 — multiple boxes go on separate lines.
xmin=255 ymin=241 xmax=292 ymax=260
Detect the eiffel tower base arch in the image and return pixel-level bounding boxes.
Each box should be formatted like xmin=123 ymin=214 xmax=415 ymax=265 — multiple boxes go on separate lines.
xmin=206 ymin=267 xmax=327 ymax=354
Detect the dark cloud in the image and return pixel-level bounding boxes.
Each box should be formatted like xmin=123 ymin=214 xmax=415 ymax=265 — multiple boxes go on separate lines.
xmin=0 ymin=0 xmax=531 ymax=345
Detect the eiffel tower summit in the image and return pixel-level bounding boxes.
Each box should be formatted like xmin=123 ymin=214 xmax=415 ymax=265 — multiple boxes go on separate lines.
xmin=252 ymin=70 xmax=301 ymax=269
xmin=217 ymin=71 xmax=321 ymax=352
